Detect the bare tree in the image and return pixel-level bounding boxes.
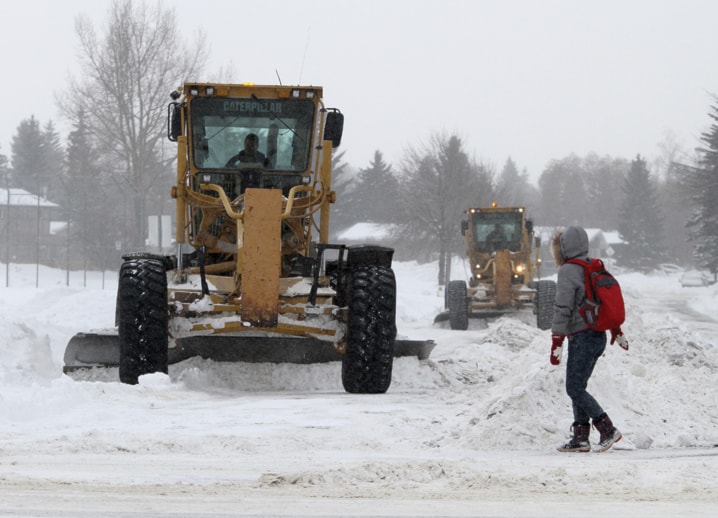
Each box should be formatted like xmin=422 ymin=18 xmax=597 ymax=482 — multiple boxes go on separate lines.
xmin=58 ymin=0 xmax=207 ymax=250
xmin=652 ymin=132 xmax=695 ymax=265
xmin=398 ymin=133 xmax=494 ymax=285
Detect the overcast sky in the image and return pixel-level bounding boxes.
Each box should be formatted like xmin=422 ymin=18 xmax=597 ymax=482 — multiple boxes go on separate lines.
xmin=1 ymin=0 xmax=717 ymax=184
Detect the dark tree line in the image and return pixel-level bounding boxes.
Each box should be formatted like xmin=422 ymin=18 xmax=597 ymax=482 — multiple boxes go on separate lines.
xmin=332 ymin=137 xmax=708 ymax=277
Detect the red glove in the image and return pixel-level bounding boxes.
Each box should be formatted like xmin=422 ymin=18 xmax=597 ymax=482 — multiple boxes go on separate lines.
xmin=550 ymin=334 xmax=565 ymax=365
xmin=610 ymin=328 xmax=629 ymax=351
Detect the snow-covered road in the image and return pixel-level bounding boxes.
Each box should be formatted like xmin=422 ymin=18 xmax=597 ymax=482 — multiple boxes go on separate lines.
xmin=1 ymin=262 xmax=717 ymax=516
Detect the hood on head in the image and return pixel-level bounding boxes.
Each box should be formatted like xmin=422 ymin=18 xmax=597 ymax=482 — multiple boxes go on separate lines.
xmin=552 ymin=226 xmax=588 ymax=265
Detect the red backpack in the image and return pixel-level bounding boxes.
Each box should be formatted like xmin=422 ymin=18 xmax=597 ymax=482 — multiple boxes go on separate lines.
xmin=566 ymin=258 xmax=625 ymax=332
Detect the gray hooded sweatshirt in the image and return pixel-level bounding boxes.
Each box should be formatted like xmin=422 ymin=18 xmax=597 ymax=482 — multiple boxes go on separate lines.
xmin=551 ymin=226 xmax=591 ymax=335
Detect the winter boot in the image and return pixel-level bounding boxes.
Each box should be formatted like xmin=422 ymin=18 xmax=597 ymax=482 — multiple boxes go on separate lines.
xmin=557 ymin=422 xmax=591 ymax=452
xmin=592 ymin=413 xmax=622 ymax=452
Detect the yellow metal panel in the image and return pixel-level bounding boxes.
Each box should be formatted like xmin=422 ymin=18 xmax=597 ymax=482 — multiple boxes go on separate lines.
xmin=241 ymin=188 xmax=282 ymax=326
xmin=319 ymin=140 xmax=333 ymax=243
xmin=494 ymin=250 xmax=512 ymax=307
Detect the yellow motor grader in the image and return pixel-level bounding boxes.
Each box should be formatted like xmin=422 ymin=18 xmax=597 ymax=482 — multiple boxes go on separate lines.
xmin=64 ymin=82 xmax=433 ymax=393
xmin=435 ymin=204 xmax=555 ymax=330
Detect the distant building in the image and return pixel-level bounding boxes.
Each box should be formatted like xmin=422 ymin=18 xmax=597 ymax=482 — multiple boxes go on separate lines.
xmin=0 ymin=187 xmax=63 ymax=265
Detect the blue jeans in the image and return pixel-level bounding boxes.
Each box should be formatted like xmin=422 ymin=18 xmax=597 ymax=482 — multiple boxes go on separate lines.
xmin=566 ymin=329 xmax=607 ymax=424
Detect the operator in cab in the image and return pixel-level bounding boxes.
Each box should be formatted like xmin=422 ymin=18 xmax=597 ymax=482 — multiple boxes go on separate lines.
xmin=225 ymin=133 xmax=269 ymax=168
xmin=486 ymin=223 xmax=506 ymax=244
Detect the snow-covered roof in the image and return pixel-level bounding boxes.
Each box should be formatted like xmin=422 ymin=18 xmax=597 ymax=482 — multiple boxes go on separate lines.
xmin=585 ymin=228 xmax=603 ymax=241
xmin=0 ymin=187 xmax=58 ymax=207
xmin=602 ymin=230 xmax=625 ymax=245
xmin=50 ymin=221 xmax=68 ymax=235
xmin=337 ymin=222 xmax=396 ymax=241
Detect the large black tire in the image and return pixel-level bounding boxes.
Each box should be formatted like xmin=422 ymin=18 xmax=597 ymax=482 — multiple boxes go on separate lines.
xmin=447 ymin=280 xmax=469 ymax=330
xmin=535 ymin=279 xmax=557 ymax=330
xmin=118 ymin=258 xmax=169 ymax=384
xmin=341 ymin=265 xmax=396 ymax=394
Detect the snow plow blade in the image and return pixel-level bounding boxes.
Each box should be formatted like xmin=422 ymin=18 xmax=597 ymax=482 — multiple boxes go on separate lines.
xmin=63 ymin=332 xmax=435 ymax=372
xmin=433 ymin=308 xmax=514 ymax=323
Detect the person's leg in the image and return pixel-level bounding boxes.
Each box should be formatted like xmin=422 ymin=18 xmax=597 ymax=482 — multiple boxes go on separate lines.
xmin=565 ymin=330 xmax=606 ymax=422
xmin=558 ymin=331 xmax=605 ymax=452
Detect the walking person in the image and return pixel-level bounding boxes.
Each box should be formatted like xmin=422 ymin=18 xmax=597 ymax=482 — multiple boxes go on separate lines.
xmin=549 ymin=225 xmax=627 ymax=453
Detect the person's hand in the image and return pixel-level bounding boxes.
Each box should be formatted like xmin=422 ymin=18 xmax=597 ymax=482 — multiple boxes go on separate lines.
xmin=550 ymin=334 xmax=565 ymax=365
xmin=610 ymin=327 xmax=629 ymax=351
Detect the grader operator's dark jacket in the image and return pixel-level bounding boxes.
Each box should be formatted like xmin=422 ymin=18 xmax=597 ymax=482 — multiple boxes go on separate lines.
xmin=551 ymin=226 xmax=591 ymax=336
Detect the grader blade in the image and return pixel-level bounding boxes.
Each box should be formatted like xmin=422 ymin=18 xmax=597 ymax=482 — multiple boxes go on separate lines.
xmin=63 ymin=332 xmax=435 ymax=373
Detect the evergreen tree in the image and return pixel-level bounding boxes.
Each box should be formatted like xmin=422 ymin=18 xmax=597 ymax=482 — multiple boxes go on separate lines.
xmin=684 ymin=98 xmax=718 ymax=275
xmin=494 ymin=157 xmax=541 ymax=216
xmin=10 ymin=116 xmax=44 ymax=193
xmin=0 ymin=145 xmax=8 ymax=181
xmin=617 ymin=155 xmax=666 ymax=271
xmin=328 ymin=150 xmax=360 ymax=238
xmin=537 ymin=155 xmax=588 ymax=226
xmin=582 ymin=153 xmax=629 ymax=231
xmin=331 ymin=150 xmax=350 ymax=194
xmin=9 ymin=117 xmax=65 ymax=198
xmin=38 ymin=120 xmax=66 ymax=200
xmin=345 ymin=151 xmax=399 ymax=223
xmin=64 ymin=109 xmax=120 ymax=270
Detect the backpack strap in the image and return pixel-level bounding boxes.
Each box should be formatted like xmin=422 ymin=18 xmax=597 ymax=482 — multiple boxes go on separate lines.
xmin=565 ymin=257 xmax=596 ymax=303
xmin=566 ymin=257 xmax=590 ymax=266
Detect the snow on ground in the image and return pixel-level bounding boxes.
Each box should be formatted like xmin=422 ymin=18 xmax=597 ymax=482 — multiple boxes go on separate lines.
xmin=0 ymin=260 xmax=717 ymax=517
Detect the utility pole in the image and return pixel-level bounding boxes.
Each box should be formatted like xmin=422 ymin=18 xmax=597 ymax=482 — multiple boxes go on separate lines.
xmin=4 ymin=173 xmax=9 ymax=287
xmin=36 ymin=180 xmax=40 ymax=288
